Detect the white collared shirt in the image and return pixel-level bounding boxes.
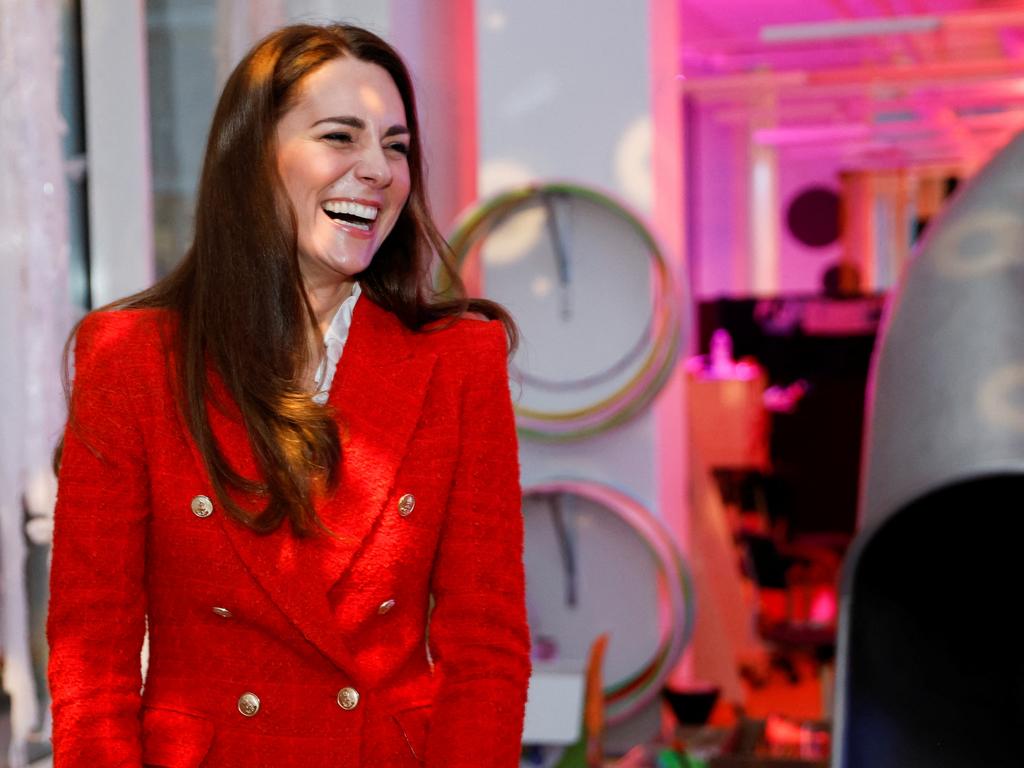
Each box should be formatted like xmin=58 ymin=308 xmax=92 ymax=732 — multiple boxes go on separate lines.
xmin=312 ymin=283 xmax=361 ymax=404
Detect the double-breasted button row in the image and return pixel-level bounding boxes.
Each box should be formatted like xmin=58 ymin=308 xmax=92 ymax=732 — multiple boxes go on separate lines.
xmin=191 ymin=494 xmax=214 ymax=518
xmin=236 ymin=687 xmax=361 ymax=717
xmin=202 ymin=491 xmax=417 ymax=519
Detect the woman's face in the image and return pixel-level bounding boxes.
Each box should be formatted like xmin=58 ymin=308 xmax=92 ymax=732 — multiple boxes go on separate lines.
xmin=276 ymin=56 xmax=411 ymax=289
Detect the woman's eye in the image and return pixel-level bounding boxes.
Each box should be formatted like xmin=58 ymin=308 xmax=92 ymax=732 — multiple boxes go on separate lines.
xmin=323 ymin=132 xmax=353 ymax=143
xmin=386 ymin=142 xmax=409 ymax=156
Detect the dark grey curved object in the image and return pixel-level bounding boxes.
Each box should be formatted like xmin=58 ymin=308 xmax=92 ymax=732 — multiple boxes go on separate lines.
xmin=833 ymin=130 xmax=1024 ymax=768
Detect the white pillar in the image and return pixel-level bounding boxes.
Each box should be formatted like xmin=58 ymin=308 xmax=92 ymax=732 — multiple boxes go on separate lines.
xmin=650 ymin=0 xmax=691 ymax=684
xmin=0 ymin=0 xmax=72 ymax=762
xmin=476 ymin=0 xmax=683 ymax=747
xmin=749 ymin=140 xmax=780 ymax=294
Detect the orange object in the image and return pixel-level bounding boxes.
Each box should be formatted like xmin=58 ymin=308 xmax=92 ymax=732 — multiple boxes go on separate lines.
xmin=584 ymin=633 xmax=610 ymax=768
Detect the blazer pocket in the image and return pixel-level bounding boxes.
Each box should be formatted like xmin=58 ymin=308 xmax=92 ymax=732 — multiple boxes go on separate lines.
xmin=142 ymin=705 xmax=215 ymax=768
xmin=392 ymin=702 xmax=433 ymax=764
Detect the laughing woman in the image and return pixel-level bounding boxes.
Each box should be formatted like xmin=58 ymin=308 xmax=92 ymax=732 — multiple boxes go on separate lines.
xmin=47 ymin=23 xmax=530 ymax=768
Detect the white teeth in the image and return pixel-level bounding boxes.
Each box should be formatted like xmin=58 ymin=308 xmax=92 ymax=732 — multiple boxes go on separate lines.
xmin=322 ymin=200 xmax=379 ymax=221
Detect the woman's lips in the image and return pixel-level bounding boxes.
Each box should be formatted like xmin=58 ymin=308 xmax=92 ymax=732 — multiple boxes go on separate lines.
xmin=321 ymin=197 xmax=380 ymax=240
xmin=324 ymin=208 xmax=376 ymax=240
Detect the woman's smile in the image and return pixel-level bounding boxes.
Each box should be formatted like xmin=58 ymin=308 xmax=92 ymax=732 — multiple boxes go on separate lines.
xmin=321 ymin=197 xmax=381 ymax=239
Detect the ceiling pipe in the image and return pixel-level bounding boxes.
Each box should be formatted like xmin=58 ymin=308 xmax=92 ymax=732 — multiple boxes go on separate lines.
xmin=701 ymin=81 xmax=1024 ymax=117
xmin=810 ymin=57 xmax=1024 ymax=86
xmin=752 ymin=113 xmax=1024 ymax=148
xmin=681 ymin=58 xmax=1024 ymax=95
xmin=761 ymin=16 xmax=939 ymax=43
xmin=760 ymin=10 xmax=1024 ymax=44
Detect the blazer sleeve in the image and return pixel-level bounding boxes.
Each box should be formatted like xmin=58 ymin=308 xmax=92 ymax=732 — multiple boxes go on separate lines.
xmin=48 ymin=313 xmax=150 ymax=766
xmin=424 ymin=321 xmax=532 ymax=768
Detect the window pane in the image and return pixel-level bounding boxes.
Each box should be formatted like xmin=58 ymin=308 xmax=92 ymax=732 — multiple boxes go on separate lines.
xmin=146 ymin=0 xmax=218 ymax=277
xmin=60 ymin=0 xmax=89 ymax=311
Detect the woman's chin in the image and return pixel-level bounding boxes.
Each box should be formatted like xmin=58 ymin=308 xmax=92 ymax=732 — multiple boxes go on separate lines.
xmin=299 ymin=246 xmax=375 ymax=281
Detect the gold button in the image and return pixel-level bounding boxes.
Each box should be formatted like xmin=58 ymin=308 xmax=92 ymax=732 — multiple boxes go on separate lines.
xmin=191 ymin=495 xmax=214 ymax=518
xmin=378 ymin=599 xmax=396 ymax=615
xmin=212 ymin=606 xmax=232 ymax=619
xmin=397 ymin=493 xmax=416 ymax=517
xmin=237 ymin=692 xmax=260 ymax=717
xmin=337 ymin=686 xmax=360 ymax=710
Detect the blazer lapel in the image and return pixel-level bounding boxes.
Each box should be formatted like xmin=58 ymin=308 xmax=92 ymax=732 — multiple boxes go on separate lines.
xmin=318 ymin=298 xmax=437 ymax=580
xmin=203 ymin=298 xmax=436 ymax=676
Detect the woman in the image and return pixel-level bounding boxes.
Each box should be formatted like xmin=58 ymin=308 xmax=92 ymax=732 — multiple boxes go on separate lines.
xmin=47 ymin=23 xmax=530 ymax=767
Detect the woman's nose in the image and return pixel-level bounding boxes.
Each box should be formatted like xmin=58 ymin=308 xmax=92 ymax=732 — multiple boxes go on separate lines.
xmin=355 ymin=148 xmax=392 ymax=187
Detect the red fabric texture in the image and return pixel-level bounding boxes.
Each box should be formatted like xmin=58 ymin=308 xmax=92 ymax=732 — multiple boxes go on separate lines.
xmin=47 ymin=300 xmax=531 ymax=767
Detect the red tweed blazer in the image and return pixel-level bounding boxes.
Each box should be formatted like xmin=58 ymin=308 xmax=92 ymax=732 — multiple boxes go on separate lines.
xmin=47 ymin=299 xmax=530 ymax=767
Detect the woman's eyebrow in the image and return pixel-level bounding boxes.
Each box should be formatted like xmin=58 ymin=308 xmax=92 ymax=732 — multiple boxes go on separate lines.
xmin=312 ymin=115 xmax=410 ymax=137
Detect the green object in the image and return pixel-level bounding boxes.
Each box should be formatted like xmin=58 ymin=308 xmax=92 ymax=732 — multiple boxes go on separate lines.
xmin=657 ymin=750 xmax=709 ymax=768
xmin=656 ymin=749 xmax=687 ymax=768
xmin=550 ymin=736 xmax=588 ymax=768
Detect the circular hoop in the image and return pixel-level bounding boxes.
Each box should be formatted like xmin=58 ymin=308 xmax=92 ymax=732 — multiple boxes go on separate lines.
xmin=447 ymin=182 xmax=684 ymax=441
xmin=523 ymin=479 xmax=696 ymax=723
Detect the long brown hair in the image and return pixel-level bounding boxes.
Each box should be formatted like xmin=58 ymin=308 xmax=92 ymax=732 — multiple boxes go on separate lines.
xmin=61 ymin=23 xmax=515 ymax=535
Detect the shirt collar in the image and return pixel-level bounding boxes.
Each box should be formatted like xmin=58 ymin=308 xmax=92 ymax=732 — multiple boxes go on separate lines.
xmin=312 ymin=282 xmax=361 ymax=395
xmin=323 ymin=282 xmax=361 ymax=351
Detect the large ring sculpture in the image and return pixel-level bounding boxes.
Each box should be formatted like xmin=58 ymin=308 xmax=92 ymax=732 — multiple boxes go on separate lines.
xmin=523 ymin=479 xmax=695 ymax=723
xmin=447 ymin=182 xmax=683 ymax=441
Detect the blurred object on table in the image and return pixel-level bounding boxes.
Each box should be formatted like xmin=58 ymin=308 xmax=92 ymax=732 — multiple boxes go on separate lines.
xmin=686 ymin=333 xmax=771 ymax=472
